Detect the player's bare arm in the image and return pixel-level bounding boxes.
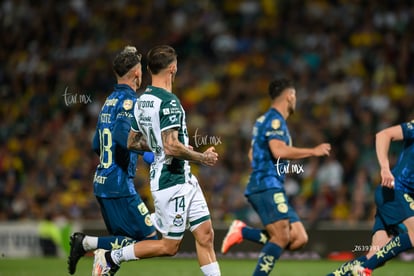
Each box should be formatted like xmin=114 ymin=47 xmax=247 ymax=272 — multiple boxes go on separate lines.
xmin=248 ymin=147 xmax=253 ymax=162
xmin=127 ymin=130 xmax=150 ymax=151
xmin=162 ymin=128 xmax=218 ymax=166
xmin=375 ymin=125 xmax=403 ymax=188
xmin=269 ymin=139 xmax=331 ymax=160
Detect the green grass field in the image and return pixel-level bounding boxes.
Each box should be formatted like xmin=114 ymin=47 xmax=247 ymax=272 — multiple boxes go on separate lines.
xmin=0 ymin=257 xmax=413 ymax=276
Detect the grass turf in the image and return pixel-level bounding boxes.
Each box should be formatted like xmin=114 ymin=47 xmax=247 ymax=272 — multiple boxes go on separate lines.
xmin=0 ymin=257 xmax=413 ymax=276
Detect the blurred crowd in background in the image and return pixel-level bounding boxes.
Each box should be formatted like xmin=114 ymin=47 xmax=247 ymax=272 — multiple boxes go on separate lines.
xmin=1 ymin=0 xmax=414 ymax=229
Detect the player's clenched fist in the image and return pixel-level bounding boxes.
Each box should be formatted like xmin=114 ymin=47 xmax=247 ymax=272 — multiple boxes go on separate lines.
xmin=202 ymin=146 xmax=218 ymax=166
xmin=313 ymin=143 xmax=331 ymax=156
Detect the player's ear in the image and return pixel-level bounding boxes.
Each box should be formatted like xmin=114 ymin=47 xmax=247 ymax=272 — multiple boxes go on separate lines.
xmin=169 ymin=64 xmax=177 ymax=74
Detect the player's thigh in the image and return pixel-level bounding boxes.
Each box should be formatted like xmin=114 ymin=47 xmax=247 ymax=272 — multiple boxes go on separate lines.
xmin=187 ymin=176 xmax=211 ymax=232
xmin=247 ymin=188 xmax=291 ymax=227
xmin=152 ymin=183 xmax=198 ymax=239
xmin=97 ymin=196 xmax=154 ymax=239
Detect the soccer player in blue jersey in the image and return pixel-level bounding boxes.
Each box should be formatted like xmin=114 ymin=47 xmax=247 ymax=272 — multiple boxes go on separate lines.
xmin=327 ymin=121 xmax=414 ymax=276
xmin=67 ymin=46 xmax=157 ymax=275
xmin=221 ymin=78 xmax=331 ymax=276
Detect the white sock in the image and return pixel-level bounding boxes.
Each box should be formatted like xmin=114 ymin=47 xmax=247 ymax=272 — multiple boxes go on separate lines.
xmin=200 ymin=262 xmax=221 ymax=276
xmin=82 ymin=236 xmax=98 ymax=251
xmin=110 ymin=244 xmax=138 ymax=265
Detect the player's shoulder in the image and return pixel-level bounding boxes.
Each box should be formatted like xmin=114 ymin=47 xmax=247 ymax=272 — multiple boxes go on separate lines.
xmin=142 ymin=86 xmax=179 ymax=104
xmin=261 ymin=109 xmax=285 ymax=130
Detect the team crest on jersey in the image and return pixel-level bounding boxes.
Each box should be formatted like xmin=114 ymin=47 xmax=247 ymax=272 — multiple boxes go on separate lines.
xmin=145 ymin=214 xmax=153 ymax=226
xmin=277 ymin=203 xmax=288 ymax=213
xmin=137 ymin=202 xmax=149 ymax=215
xmin=271 ymin=119 xmax=281 ymax=130
xmin=173 ymin=214 xmax=184 ymax=227
xmin=123 ymin=99 xmax=133 ymax=110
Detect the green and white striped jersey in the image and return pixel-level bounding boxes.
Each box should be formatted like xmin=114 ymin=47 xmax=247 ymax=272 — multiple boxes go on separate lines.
xmin=131 ymin=85 xmax=191 ymax=191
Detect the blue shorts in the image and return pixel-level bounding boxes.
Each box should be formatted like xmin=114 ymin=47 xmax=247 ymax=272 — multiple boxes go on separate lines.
xmin=97 ymin=195 xmax=155 ymax=240
xmin=372 ymin=186 xmax=414 ymax=235
xmin=246 ymin=188 xmax=300 ymax=226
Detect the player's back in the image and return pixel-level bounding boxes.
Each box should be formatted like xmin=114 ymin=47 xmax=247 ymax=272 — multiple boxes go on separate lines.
xmin=392 ymin=121 xmax=414 ymax=193
xmin=134 ymin=85 xmax=191 ymax=191
xmin=93 ymin=84 xmax=138 ymax=197
xmin=246 ymin=108 xmax=290 ymax=195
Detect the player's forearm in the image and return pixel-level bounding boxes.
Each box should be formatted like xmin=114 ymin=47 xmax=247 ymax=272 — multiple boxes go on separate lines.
xmin=273 ymin=146 xmax=315 ymax=160
xmin=375 ymin=131 xmax=392 ymax=169
xmin=127 ymin=131 xmax=150 ymax=151
xmin=162 ymin=129 xmax=204 ymax=162
xmin=164 ymin=140 xmax=204 ymax=162
xmin=375 ymin=125 xmax=403 ymax=169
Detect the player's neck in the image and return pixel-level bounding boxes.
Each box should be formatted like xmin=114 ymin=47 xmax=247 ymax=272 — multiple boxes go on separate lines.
xmin=272 ymin=103 xmax=289 ymax=119
xmin=151 ymin=77 xmax=173 ymax=93
xmin=117 ymin=79 xmax=137 ymax=91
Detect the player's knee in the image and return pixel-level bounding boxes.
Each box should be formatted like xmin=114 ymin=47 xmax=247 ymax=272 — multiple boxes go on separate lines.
xmin=269 ymin=231 xmax=290 ymax=247
xmin=289 ymin=233 xmax=308 ymax=250
xmin=160 ymin=240 xmax=180 ymax=256
xmin=198 ymin=227 xmax=215 ymax=247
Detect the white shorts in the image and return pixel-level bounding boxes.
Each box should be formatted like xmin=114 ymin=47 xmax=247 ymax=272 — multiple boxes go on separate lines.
xmin=150 ymin=175 xmax=211 ymax=240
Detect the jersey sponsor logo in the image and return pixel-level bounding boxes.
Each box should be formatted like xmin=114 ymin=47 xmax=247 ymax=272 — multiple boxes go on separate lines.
xmin=271 ymin=119 xmax=281 ymax=130
xmin=169 ymin=100 xmax=177 ymax=107
xmin=105 ymin=98 xmax=118 ymax=106
xmin=273 ymin=192 xmax=286 ymax=204
xmin=123 ymin=99 xmax=133 ymax=110
xmin=93 ymin=174 xmax=107 ymax=184
xmin=404 ymin=193 xmax=414 ymax=203
xmin=173 ymin=214 xmax=184 ymax=227
xmin=140 ymin=116 xmax=152 ymax=122
xmin=266 ymin=130 xmax=284 ymax=136
xmin=403 ymin=194 xmax=414 ymax=210
xmin=256 ymin=115 xmax=265 ymax=123
xmin=139 ymin=100 xmax=154 ymax=108
xmin=163 ymin=108 xmax=170 ymax=115
xmin=137 ymin=202 xmax=149 ymax=215
xmin=169 ymin=115 xmax=178 ymax=123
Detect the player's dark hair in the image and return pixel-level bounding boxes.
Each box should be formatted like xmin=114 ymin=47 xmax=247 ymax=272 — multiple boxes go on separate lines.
xmin=268 ymin=78 xmax=294 ymax=100
xmin=147 ymin=45 xmax=177 ymax=74
xmin=113 ymin=46 xmax=142 ymax=77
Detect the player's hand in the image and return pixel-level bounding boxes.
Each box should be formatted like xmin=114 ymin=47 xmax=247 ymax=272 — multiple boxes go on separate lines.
xmin=313 ymin=143 xmax=331 ymax=156
xmin=201 ymin=146 xmax=218 ymax=166
xmin=380 ymin=168 xmax=395 ymax=189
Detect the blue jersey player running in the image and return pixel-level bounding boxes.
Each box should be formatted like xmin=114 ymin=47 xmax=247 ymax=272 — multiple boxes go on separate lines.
xmin=67 ymin=46 xmax=157 ymax=275
xmin=328 ymin=120 xmax=414 ymax=276
xmin=221 ymin=78 xmax=331 ymax=275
